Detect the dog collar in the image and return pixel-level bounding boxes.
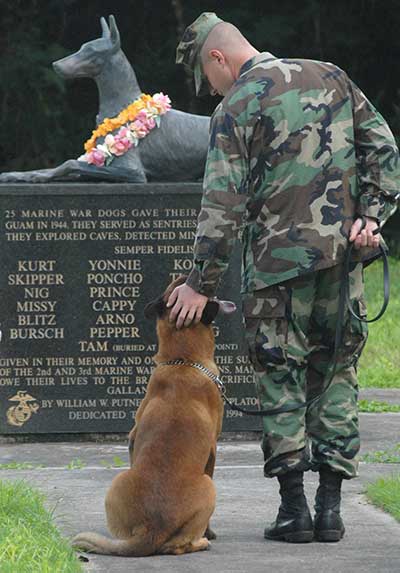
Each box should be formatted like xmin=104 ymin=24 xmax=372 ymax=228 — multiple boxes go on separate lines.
xmin=158 ymin=359 xmax=226 ymax=395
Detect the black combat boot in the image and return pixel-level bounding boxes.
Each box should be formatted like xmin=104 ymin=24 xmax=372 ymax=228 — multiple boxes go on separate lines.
xmin=314 ymin=466 xmax=345 ymax=542
xmin=264 ymin=471 xmax=314 ymax=543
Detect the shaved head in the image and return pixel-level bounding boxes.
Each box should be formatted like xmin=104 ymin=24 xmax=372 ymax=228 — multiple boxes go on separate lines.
xmin=198 ymin=22 xmax=259 ymax=95
xmin=200 ymin=22 xmax=253 ymax=64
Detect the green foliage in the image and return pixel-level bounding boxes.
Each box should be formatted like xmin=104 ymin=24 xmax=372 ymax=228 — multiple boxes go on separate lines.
xmin=359 ymin=257 xmax=400 ymax=388
xmin=0 ymin=462 xmax=44 ymax=470
xmin=362 ymin=445 xmax=400 ymax=464
xmin=382 ymin=214 xmax=400 ymax=259
xmin=1 ymin=0 xmax=399 ymax=172
xmin=100 ymin=455 xmax=127 ymax=468
xmin=0 ymin=3 xmax=76 ymax=170
xmin=358 ymin=400 xmax=400 ymax=413
xmin=0 ymin=479 xmax=83 ymax=572
xmin=366 ymin=475 xmax=400 ymax=522
xmin=65 ymin=459 xmax=86 ymax=470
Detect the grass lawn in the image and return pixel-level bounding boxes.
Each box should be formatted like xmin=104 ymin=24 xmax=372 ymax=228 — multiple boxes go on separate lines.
xmin=358 ymin=399 xmax=400 ymax=413
xmin=362 ymin=444 xmax=400 ymax=463
xmin=366 ymin=475 xmax=400 ymax=522
xmin=0 ymin=480 xmax=83 ymax=573
xmin=358 ymin=256 xmax=400 ymax=388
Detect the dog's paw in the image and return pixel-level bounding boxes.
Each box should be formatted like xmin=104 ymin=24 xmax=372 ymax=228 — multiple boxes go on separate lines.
xmin=204 ymin=526 xmax=217 ymax=540
xmin=0 ymin=172 xmax=24 ymax=183
xmin=71 ymin=533 xmax=96 ymax=553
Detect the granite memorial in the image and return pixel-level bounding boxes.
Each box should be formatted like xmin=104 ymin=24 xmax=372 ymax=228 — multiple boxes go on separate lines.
xmin=0 ymin=184 xmax=261 ymax=435
xmin=0 ymin=17 xmax=261 ymax=436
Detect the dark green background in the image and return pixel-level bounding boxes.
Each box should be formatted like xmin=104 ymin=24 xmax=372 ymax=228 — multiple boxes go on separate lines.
xmin=1 ymin=1 xmax=399 ymax=244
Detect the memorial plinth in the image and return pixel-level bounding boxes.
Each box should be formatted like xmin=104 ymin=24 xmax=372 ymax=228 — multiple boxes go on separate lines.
xmin=0 ymin=183 xmax=261 ymax=435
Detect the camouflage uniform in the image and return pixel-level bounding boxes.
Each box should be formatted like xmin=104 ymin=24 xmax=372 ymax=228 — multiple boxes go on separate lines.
xmin=243 ymin=263 xmax=367 ymax=478
xmin=176 ymin=15 xmax=399 ymax=478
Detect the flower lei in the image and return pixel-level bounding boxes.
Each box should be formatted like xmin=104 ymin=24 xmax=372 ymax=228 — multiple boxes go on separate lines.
xmin=78 ymin=93 xmax=171 ymax=167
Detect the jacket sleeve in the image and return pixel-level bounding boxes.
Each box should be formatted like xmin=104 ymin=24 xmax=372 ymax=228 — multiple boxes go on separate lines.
xmin=349 ymin=79 xmax=400 ymax=225
xmin=186 ymin=108 xmax=249 ymax=297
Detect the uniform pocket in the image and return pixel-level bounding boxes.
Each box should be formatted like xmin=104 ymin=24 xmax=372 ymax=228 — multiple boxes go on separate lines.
xmin=242 ymin=287 xmax=288 ymax=372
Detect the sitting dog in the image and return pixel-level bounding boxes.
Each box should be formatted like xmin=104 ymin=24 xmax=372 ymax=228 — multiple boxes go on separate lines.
xmin=72 ymin=276 xmax=235 ymax=556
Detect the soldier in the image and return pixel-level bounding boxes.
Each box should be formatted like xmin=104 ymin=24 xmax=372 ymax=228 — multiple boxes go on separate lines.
xmin=167 ymin=12 xmax=399 ymax=543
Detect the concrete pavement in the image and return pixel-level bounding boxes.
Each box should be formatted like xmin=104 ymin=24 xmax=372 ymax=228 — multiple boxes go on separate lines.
xmin=1 ymin=412 xmax=399 ymax=572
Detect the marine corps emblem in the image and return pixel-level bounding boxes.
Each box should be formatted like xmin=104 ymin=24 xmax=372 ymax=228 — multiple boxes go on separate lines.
xmin=6 ymin=391 xmax=40 ymax=427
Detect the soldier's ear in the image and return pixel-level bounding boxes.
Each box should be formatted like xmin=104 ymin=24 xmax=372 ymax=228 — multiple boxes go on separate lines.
xmin=144 ymin=297 xmax=166 ymax=319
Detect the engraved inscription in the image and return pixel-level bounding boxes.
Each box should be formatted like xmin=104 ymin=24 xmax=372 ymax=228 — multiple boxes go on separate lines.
xmin=0 ymin=189 xmax=259 ymax=433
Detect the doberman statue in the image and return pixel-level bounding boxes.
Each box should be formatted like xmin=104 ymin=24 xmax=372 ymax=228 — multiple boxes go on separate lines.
xmin=0 ymin=15 xmax=210 ymax=183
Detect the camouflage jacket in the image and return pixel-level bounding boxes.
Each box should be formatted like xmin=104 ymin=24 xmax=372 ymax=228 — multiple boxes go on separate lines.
xmin=186 ymin=52 xmax=399 ymax=297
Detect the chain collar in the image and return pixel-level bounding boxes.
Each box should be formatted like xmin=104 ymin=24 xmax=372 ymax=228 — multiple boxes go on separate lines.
xmin=158 ymin=359 xmax=226 ymax=395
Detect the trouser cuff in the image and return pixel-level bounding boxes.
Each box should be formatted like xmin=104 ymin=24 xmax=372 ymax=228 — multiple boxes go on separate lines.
xmin=311 ymin=461 xmax=357 ymax=480
xmin=263 ymin=450 xmax=312 ymax=478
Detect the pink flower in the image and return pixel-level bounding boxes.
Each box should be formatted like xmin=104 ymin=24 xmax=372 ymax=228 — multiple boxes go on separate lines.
xmin=84 ymin=148 xmax=106 ymax=167
xmin=145 ymin=116 xmax=156 ymax=130
xmin=105 ymin=129 xmax=133 ymax=156
xmin=139 ymin=110 xmax=157 ymax=128
xmin=118 ymin=126 xmax=132 ymax=140
xmin=130 ymin=118 xmax=150 ymax=139
xmin=135 ymin=110 xmax=148 ymax=122
xmin=152 ymin=92 xmax=171 ymax=113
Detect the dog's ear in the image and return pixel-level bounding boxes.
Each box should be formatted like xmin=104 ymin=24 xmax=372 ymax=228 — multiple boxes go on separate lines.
xmin=201 ymin=299 xmax=237 ymax=325
xmin=201 ymin=301 xmax=220 ymax=325
xmin=144 ymin=297 xmax=166 ymax=319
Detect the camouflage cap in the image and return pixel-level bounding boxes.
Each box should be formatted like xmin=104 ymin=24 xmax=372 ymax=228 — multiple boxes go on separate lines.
xmin=176 ymin=12 xmax=224 ymax=96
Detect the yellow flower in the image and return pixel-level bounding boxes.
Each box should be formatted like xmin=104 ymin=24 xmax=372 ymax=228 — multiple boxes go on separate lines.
xmin=83 ymin=93 xmax=171 ymax=152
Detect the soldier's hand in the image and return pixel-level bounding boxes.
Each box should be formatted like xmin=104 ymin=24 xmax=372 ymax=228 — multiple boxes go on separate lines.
xmin=166 ymin=284 xmax=208 ymax=329
xmin=349 ymin=216 xmax=381 ymax=249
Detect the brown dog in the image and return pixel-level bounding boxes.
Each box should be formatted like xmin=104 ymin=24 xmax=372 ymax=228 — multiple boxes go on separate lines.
xmin=72 ymin=276 xmax=235 ymax=556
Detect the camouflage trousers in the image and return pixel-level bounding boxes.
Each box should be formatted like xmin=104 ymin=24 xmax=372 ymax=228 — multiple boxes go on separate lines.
xmin=243 ymin=263 xmax=368 ymax=480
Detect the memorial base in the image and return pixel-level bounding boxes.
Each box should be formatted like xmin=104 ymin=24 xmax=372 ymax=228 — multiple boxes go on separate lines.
xmin=0 ymin=183 xmax=261 ymax=436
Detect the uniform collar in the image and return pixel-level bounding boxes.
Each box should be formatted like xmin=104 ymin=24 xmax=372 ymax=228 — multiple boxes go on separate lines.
xmin=238 ymin=51 xmax=276 ymax=77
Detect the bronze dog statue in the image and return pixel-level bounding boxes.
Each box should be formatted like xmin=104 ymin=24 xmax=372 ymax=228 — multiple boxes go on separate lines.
xmin=0 ymin=16 xmax=209 ymax=184
xmin=72 ymin=276 xmax=235 ymax=556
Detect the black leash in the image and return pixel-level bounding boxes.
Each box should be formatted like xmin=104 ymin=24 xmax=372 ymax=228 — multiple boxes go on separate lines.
xmin=158 ymin=219 xmax=390 ymax=417
xmin=222 ymin=218 xmax=390 ymax=416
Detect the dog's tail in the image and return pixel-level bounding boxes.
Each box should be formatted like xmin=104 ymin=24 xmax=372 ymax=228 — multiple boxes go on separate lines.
xmin=72 ymin=528 xmax=158 ymax=557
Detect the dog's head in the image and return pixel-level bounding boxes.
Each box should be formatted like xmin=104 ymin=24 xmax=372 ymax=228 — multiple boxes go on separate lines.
xmin=144 ymin=275 xmax=236 ymax=326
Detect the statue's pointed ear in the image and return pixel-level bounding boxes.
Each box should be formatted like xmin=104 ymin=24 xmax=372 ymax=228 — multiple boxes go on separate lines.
xmin=144 ymin=297 xmax=166 ymax=320
xmin=109 ymin=15 xmax=120 ymax=49
xmin=100 ymin=17 xmax=111 ymax=39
